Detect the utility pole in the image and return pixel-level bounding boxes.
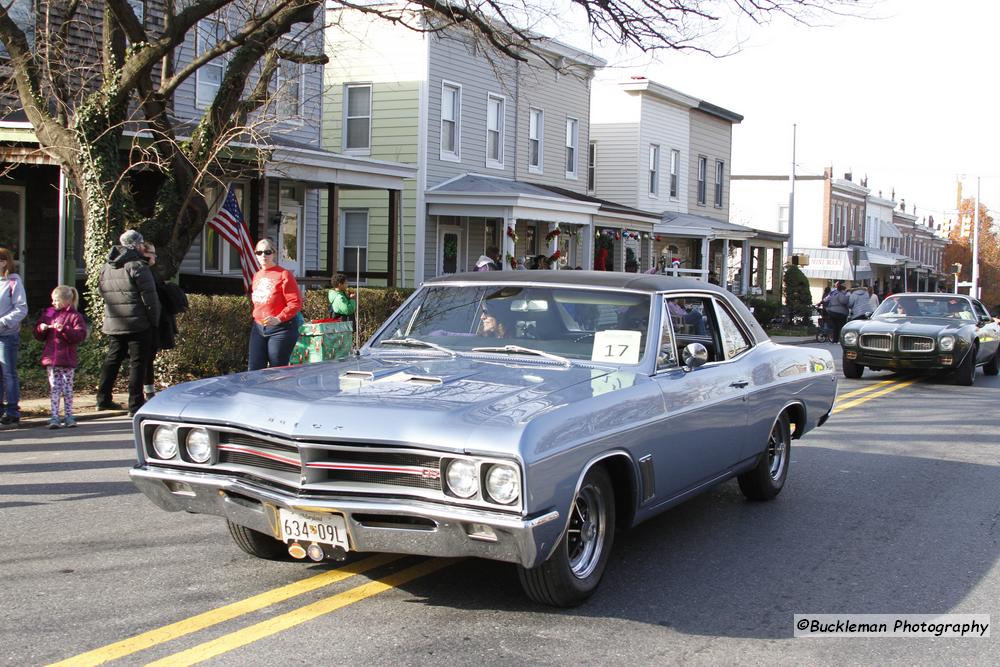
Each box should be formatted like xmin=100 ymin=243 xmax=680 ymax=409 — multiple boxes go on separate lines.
xmin=787 ymin=124 xmax=796 ymax=261
xmin=972 ymin=176 xmax=980 ymax=298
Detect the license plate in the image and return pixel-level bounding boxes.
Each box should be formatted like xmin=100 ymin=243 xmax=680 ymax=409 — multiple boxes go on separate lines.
xmin=278 ymin=509 xmax=349 ymax=549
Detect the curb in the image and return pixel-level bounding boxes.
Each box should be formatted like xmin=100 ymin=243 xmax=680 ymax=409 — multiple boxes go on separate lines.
xmin=11 ymin=410 xmax=130 ymax=430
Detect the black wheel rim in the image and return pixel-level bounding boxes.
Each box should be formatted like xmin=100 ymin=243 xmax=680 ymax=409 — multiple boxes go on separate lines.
xmin=566 ymin=483 xmax=606 ymax=578
xmin=768 ymin=420 xmax=788 ymax=480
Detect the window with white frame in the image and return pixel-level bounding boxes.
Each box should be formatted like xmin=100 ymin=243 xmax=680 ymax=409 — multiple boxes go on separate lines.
xmin=129 ymin=0 xmax=144 ymax=23
xmin=669 ymin=149 xmax=680 ymax=198
xmin=486 ymin=94 xmax=504 ymax=167
xmin=203 ymin=183 xmax=249 ymax=275
xmin=342 ymin=210 xmax=369 ymax=277
xmin=528 ymin=108 xmax=543 ymax=173
xmin=565 ymin=118 xmax=578 ymax=177
xmin=588 ymin=141 xmax=597 ymax=192
xmin=440 ymin=82 xmax=461 ymax=160
xmin=276 ymin=59 xmax=302 ymax=119
xmin=649 ymin=145 xmax=660 ymax=197
xmin=344 ymin=84 xmax=371 ymax=151
xmin=196 ymin=17 xmax=226 ymax=108
xmin=697 ymin=156 xmax=707 ymax=205
xmin=714 ymin=160 xmax=724 ymax=207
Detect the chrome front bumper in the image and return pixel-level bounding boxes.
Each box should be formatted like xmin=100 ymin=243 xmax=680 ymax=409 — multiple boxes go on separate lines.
xmin=130 ymin=466 xmax=562 ymax=568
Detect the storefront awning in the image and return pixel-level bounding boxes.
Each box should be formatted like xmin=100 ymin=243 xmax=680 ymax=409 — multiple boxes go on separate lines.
xmin=864 ymin=248 xmax=903 ymax=267
xmin=879 ymin=220 xmax=903 ymax=239
xmin=793 ymin=247 xmax=871 ymax=281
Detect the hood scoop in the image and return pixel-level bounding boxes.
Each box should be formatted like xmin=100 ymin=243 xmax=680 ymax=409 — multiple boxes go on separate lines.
xmin=339 ymin=369 xmax=443 ymax=386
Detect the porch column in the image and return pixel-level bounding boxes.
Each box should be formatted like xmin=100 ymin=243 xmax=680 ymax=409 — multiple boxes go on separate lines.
xmin=327 ymin=183 xmax=339 ymax=275
xmin=581 ymin=225 xmax=594 ymax=270
xmin=741 ymin=239 xmax=751 ymax=295
xmin=502 ymin=215 xmax=515 ymax=270
xmin=721 ymin=239 xmax=730 ymax=290
xmin=643 ymin=234 xmax=653 ymax=272
xmin=547 ymin=222 xmax=560 ymax=269
xmin=387 ymin=189 xmax=400 ymax=286
xmin=700 ymin=238 xmax=710 ymax=281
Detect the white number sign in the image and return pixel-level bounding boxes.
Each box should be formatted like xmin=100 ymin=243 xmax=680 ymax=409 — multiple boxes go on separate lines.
xmin=591 ymin=330 xmax=642 ymax=365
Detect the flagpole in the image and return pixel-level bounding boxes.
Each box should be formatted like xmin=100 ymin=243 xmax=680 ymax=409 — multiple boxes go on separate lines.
xmin=355 ymin=247 xmax=361 ymax=351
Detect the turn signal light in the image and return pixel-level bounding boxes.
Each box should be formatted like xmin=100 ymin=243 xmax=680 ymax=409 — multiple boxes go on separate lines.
xmin=287 ymin=542 xmax=307 ymax=559
xmin=940 ymin=355 xmax=953 ymax=365
xmin=845 ymin=350 xmax=858 ymax=360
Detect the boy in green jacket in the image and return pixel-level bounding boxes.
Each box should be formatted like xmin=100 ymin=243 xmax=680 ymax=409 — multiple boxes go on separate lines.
xmin=328 ymin=273 xmax=357 ymax=321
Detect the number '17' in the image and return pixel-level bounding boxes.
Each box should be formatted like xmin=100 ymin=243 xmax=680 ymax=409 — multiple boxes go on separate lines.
xmin=604 ymin=344 xmax=629 ymax=357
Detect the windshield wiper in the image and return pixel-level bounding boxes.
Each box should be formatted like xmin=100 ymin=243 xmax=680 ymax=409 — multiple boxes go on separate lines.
xmin=378 ymin=338 xmax=456 ymax=356
xmin=471 ymin=344 xmax=571 ymax=366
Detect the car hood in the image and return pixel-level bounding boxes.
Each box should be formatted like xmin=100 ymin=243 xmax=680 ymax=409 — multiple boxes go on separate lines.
xmin=846 ymin=316 xmax=965 ymax=336
xmin=142 ymin=355 xmax=629 ymax=453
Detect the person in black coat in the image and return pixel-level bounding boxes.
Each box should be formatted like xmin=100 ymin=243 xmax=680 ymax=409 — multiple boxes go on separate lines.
xmin=139 ymin=243 xmax=187 ymax=399
xmin=95 ymin=230 xmax=161 ymax=414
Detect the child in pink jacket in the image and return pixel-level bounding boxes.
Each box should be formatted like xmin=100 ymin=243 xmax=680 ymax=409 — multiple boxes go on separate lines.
xmin=34 ymin=286 xmax=88 ymax=428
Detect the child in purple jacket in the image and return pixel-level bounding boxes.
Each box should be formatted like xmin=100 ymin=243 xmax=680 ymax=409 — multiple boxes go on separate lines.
xmin=34 ymin=286 xmax=88 ymax=428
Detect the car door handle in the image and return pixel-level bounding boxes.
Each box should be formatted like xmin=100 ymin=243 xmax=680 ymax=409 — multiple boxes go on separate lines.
xmin=730 ymin=380 xmax=749 ymax=389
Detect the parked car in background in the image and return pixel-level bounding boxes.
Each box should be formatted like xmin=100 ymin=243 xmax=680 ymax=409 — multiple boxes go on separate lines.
xmin=840 ymin=292 xmax=1000 ymax=385
xmin=130 ymin=272 xmax=837 ymax=606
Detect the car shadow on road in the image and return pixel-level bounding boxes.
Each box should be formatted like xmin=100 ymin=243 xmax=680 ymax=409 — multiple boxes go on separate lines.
xmin=388 ymin=446 xmax=998 ymax=637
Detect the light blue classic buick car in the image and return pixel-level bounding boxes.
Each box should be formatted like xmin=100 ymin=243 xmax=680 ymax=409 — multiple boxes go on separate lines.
xmin=130 ymin=272 xmax=837 ymax=606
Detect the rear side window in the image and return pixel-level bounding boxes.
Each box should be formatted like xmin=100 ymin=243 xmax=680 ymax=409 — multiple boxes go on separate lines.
xmin=714 ymin=302 xmax=752 ymax=359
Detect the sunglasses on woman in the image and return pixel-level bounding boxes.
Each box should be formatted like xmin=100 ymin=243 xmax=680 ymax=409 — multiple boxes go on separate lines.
xmin=255 ymin=249 xmax=274 ymax=256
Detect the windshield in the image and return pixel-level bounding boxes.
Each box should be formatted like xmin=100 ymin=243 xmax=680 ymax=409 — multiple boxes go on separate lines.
xmin=873 ymin=295 xmax=976 ymax=321
xmin=369 ymin=284 xmax=652 ymax=365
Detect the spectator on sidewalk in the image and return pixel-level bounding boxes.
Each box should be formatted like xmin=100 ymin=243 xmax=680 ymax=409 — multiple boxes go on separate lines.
xmin=249 ymin=238 xmax=302 ymax=370
xmin=34 ymin=285 xmax=88 ymax=428
xmin=327 ymin=273 xmax=357 ymax=322
xmin=96 ymin=229 xmax=161 ymax=416
xmin=139 ymin=243 xmax=187 ymax=400
xmin=0 ymin=247 xmax=28 ymax=427
xmin=824 ymin=280 xmax=850 ymax=343
xmin=848 ymin=283 xmax=872 ymax=320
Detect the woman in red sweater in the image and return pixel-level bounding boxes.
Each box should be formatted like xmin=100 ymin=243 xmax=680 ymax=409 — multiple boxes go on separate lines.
xmin=249 ymin=238 xmax=302 ymax=370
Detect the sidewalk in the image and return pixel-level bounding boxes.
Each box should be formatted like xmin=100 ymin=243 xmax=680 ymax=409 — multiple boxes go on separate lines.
xmin=772 ymin=335 xmax=831 ymax=346
xmin=12 ymin=392 xmax=131 ymax=429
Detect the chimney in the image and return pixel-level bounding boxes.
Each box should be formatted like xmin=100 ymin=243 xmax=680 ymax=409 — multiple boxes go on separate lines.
xmin=844 ymin=172 xmax=852 ymax=182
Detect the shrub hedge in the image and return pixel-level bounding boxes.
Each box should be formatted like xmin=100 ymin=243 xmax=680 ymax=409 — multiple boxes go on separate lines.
xmin=16 ymin=286 xmax=414 ymax=396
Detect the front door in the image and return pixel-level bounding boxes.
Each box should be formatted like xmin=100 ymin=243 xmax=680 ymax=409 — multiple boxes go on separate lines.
xmin=0 ymin=185 xmax=25 ymax=274
xmin=438 ymin=223 xmax=465 ymax=275
xmin=278 ymin=185 xmax=303 ymax=276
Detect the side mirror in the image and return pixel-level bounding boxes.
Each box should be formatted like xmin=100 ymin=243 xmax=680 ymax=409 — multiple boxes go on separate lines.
xmin=979 ymin=316 xmax=993 ymax=327
xmin=859 ymin=311 xmax=872 ymax=320
xmin=681 ymin=342 xmax=709 ymax=370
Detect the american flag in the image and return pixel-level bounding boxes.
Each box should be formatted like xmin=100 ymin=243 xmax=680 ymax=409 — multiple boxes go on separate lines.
xmin=206 ymin=186 xmax=260 ymax=292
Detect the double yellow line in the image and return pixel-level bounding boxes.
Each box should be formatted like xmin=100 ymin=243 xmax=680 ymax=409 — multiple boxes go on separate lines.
xmin=49 ymin=555 xmax=456 ymax=667
xmin=832 ymin=376 xmax=919 ymax=414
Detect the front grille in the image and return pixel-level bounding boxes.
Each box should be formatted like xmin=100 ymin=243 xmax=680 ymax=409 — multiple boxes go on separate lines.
xmin=899 ymin=335 xmax=934 ymax=352
xmin=319 ymin=469 xmax=442 ymax=490
xmin=860 ymin=334 xmax=892 ymax=351
xmin=141 ymin=420 xmax=522 ymax=512
xmin=218 ymin=450 xmax=300 ymax=474
xmin=221 ymin=433 xmax=298 ymax=454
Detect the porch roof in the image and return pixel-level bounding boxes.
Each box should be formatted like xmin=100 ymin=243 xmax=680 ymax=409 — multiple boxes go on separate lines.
xmin=655 ymin=212 xmax=757 ymax=240
xmin=426 ymin=174 xmax=602 ymax=226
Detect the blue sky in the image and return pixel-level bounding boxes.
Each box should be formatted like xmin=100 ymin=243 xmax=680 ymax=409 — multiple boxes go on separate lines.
xmin=551 ymin=0 xmax=999 ymax=223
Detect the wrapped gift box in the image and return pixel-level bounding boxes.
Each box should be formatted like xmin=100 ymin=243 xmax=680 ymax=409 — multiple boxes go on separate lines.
xmin=290 ymin=320 xmax=353 ymax=365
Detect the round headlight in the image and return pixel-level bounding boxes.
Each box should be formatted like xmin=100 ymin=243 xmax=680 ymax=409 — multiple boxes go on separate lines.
xmin=842 ymin=331 xmax=858 ymax=346
xmin=939 ymin=335 xmax=956 ymax=352
xmin=186 ymin=428 xmax=212 ymax=463
xmin=151 ymin=425 xmax=178 ymax=459
xmin=446 ymin=459 xmax=479 ymax=498
xmin=485 ymin=464 xmax=520 ymax=505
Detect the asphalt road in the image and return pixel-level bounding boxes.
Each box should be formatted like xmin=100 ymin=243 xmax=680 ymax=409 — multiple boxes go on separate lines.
xmin=2 ymin=343 xmax=998 ymax=666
